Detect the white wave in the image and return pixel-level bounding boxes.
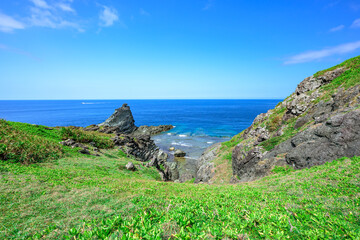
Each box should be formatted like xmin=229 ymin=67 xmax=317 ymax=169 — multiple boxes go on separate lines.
xmin=207 ymin=141 xmax=214 ymax=144
xmin=81 ymin=102 xmax=105 ymax=105
xmin=167 ymin=133 xmax=172 ymax=135
xmin=178 ymin=134 xmax=187 ymax=137
xmin=171 ymin=142 xmax=192 ymax=147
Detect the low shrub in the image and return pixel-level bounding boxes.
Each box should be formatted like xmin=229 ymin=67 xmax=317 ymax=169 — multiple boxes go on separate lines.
xmin=60 ymin=127 xmax=114 ymax=149
xmin=267 ymin=114 xmax=282 ymax=132
xmin=0 ymin=120 xmax=63 ymax=164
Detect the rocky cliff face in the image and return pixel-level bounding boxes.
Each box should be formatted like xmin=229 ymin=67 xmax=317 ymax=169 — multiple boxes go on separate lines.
xmin=230 ymin=56 xmax=360 ymax=182
xmin=195 ymin=143 xmax=221 ymax=183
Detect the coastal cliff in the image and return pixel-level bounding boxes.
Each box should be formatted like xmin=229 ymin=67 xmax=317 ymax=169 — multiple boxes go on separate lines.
xmin=196 ymin=55 xmax=360 ymax=183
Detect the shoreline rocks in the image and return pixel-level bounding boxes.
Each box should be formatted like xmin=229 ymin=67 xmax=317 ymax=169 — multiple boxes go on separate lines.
xmin=85 ymin=103 xmax=176 ymax=181
xmin=91 ymin=103 xmax=174 ymax=136
xmin=174 ymin=149 xmax=186 ymax=157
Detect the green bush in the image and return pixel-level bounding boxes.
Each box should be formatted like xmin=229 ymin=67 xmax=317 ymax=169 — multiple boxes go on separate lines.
xmin=60 ymin=127 xmax=114 ymax=149
xmin=0 ymin=120 xmax=63 ymax=164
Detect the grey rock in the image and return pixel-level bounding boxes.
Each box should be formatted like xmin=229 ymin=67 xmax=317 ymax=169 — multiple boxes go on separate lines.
xmin=157 ymin=150 xmax=168 ymax=162
xmin=113 ymin=134 xmax=158 ymax=162
xmin=295 ymin=68 xmax=344 ymax=95
xmin=195 ymin=143 xmax=221 ymax=183
xmin=78 ymin=148 xmax=91 ymax=155
xmin=125 ymin=162 xmax=137 ymax=171
xmin=165 ymin=162 xmax=179 ymax=181
xmin=232 ymin=146 xmax=264 ymax=182
xmin=59 ymin=139 xmax=76 ymax=146
xmin=98 ymin=103 xmax=137 ymax=134
xmin=174 ymin=149 xmax=186 ymax=157
xmin=133 ymin=125 xmax=174 ymax=136
xmin=294 ymin=114 xmax=311 ymax=129
xmin=285 ymin=110 xmax=360 ymax=169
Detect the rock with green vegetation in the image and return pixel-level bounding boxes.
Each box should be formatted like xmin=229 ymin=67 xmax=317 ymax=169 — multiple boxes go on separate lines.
xmin=86 ymin=103 xmax=175 ymax=180
xmin=229 ymin=55 xmax=360 ymax=182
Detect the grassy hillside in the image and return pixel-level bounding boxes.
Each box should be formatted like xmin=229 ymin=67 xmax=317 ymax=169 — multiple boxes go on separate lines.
xmin=209 ymin=55 xmax=360 ymax=183
xmin=0 ymin=120 xmax=114 ymax=164
xmin=0 ymin=120 xmax=359 ymax=239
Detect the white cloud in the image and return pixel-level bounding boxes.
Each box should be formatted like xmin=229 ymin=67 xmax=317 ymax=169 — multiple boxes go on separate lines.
xmin=329 ymin=25 xmax=345 ymax=32
xmin=284 ymin=41 xmax=360 ymax=64
xmin=30 ymin=0 xmax=50 ymax=9
xmin=99 ymin=6 xmax=119 ymax=27
xmin=351 ymin=18 xmax=360 ymax=28
xmin=140 ymin=8 xmax=150 ymax=16
xmin=29 ymin=0 xmax=82 ymax=31
xmin=0 ymin=13 xmax=25 ymax=33
xmin=57 ymin=3 xmax=75 ymax=13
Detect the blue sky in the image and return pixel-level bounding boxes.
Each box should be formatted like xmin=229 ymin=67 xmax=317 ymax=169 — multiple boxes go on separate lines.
xmin=0 ymin=0 xmax=360 ymax=99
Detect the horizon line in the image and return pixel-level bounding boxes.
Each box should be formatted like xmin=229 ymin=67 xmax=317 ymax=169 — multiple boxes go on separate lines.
xmin=0 ymin=98 xmax=284 ymax=101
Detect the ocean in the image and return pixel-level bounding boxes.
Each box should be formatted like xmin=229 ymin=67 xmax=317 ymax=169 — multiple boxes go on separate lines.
xmin=0 ymin=100 xmax=281 ymax=160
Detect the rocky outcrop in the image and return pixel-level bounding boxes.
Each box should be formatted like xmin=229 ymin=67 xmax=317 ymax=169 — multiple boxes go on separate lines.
xmin=83 ymin=104 xmax=175 ymax=181
xmin=98 ymin=104 xmax=137 ymax=134
xmin=285 ymin=110 xmax=360 ymax=169
xmin=111 ymin=134 xmax=158 ymax=162
xmin=59 ymin=139 xmax=98 ymax=156
xmin=133 ymin=125 xmax=174 ymax=136
xmin=231 ymin=65 xmax=360 ymax=182
xmin=94 ymin=103 xmax=173 ymax=136
xmin=174 ymin=149 xmax=186 ymax=157
xmin=295 ymin=68 xmax=344 ymax=95
xmin=195 ymin=143 xmax=221 ymax=183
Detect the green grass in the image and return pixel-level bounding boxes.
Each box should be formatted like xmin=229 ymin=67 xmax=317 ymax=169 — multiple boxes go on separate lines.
xmin=0 ymin=120 xmax=115 ymax=164
xmin=60 ymin=127 xmax=114 ymax=149
xmin=1 ymin=117 xmax=360 ymax=239
xmin=0 ymin=120 xmax=64 ymax=164
xmin=260 ymin=119 xmax=298 ymax=151
xmin=313 ymin=55 xmax=360 ymax=103
xmin=314 ymin=55 xmax=360 ymax=78
xmin=1 ymin=153 xmax=359 ymax=239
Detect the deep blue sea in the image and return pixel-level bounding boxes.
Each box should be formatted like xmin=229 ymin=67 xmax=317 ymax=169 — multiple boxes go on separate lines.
xmin=0 ymin=100 xmax=281 ymax=159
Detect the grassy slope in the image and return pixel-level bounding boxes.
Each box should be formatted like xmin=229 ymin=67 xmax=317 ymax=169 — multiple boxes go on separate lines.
xmin=0 ymin=121 xmax=359 ymax=239
xmin=1 ymin=150 xmax=359 ymax=239
xmin=210 ymin=55 xmax=360 ymax=184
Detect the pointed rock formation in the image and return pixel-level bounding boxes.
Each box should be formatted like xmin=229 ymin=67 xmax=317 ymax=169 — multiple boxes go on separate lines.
xmin=98 ymin=103 xmax=137 ymax=134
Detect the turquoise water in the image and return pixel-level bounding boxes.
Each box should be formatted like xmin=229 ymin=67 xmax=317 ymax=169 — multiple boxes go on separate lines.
xmin=0 ymin=100 xmax=280 ymax=159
